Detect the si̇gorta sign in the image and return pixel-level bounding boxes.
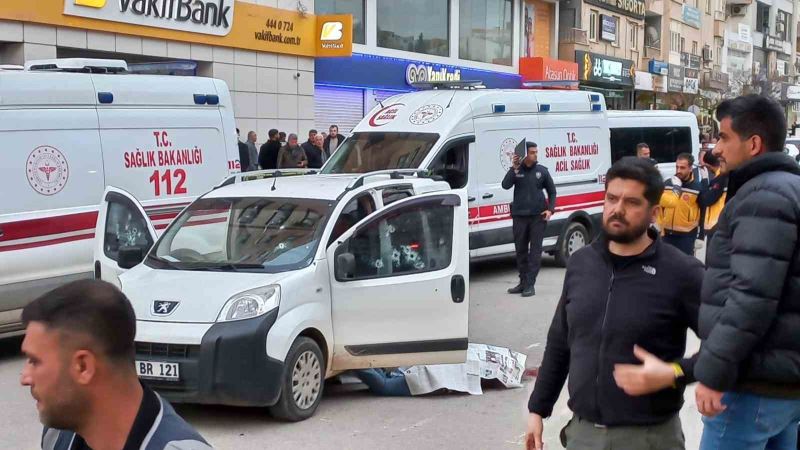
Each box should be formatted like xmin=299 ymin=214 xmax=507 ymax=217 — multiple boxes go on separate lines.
xmin=0 ymin=0 xmax=352 ymax=57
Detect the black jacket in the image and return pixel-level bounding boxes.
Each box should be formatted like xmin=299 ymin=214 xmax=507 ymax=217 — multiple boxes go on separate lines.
xmin=696 ymin=152 xmax=800 ymax=397
xmin=302 ymin=141 xmax=326 ymax=169
xmin=237 ymin=141 xmax=251 ymax=172
xmin=323 ymin=134 xmax=343 ymax=155
xmin=258 ymin=140 xmax=281 ymax=170
xmin=529 ymin=230 xmax=703 ymax=426
xmin=501 ymin=162 xmax=557 ymax=216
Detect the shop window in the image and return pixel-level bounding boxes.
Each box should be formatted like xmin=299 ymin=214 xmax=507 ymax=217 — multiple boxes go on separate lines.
xmin=377 ymin=0 xmax=449 ymax=57
xmin=315 ymin=0 xmax=365 ymax=45
xmin=459 ymin=0 xmax=513 ymax=66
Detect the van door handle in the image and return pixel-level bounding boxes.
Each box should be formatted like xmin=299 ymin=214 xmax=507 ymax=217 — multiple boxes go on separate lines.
xmin=468 ymin=196 xmax=476 ymax=202
xmin=451 ymin=275 xmax=466 ymax=303
xmin=482 ymin=193 xmax=494 ymax=199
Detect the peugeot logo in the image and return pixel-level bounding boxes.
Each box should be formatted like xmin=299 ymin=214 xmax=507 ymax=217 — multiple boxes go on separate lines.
xmin=152 ymin=301 xmax=180 ymax=316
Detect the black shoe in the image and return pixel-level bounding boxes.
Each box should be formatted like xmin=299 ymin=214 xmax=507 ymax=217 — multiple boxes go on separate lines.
xmin=507 ymin=284 xmax=524 ymax=294
xmin=522 ymin=286 xmax=535 ymax=297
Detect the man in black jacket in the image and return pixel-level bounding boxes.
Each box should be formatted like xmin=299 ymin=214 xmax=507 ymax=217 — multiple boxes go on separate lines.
xmin=236 ymin=128 xmax=251 ymax=172
xmin=258 ymin=128 xmax=281 ymax=170
xmin=692 ymin=95 xmax=800 ymax=449
xmin=502 ymin=142 xmax=556 ymax=297
xmin=525 ymin=157 xmax=703 ymax=450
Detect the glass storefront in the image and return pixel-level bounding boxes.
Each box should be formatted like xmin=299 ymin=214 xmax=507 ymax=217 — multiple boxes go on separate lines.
xmin=459 ymin=0 xmax=514 ymax=65
xmin=377 ymin=0 xmax=450 ymax=57
xmin=315 ymin=0 xmax=366 ymax=44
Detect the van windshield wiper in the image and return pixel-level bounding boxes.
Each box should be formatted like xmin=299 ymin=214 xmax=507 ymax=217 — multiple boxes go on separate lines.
xmin=194 ymin=263 xmax=265 ymax=272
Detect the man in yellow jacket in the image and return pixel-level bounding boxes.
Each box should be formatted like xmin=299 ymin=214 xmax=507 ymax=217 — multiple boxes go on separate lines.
xmin=659 ymin=153 xmax=707 ymax=255
xmin=698 ymin=150 xmax=728 ymax=243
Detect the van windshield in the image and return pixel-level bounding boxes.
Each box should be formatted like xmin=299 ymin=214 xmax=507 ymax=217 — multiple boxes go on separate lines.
xmin=147 ymin=197 xmax=333 ymax=273
xmin=321 ymin=132 xmax=440 ymax=174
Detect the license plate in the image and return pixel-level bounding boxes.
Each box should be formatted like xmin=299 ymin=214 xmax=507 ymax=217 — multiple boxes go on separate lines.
xmin=136 ymin=360 xmax=180 ymax=381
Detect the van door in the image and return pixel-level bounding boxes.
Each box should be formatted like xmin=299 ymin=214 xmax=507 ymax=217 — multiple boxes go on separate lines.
xmin=327 ymin=191 xmax=469 ymax=370
xmin=94 ymin=187 xmax=157 ymax=286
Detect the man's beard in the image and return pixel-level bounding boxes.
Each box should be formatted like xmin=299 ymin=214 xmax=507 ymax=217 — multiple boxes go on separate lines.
xmin=36 ymin=374 xmax=88 ymax=431
xmin=603 ymin=214 xmax=650 ymax=244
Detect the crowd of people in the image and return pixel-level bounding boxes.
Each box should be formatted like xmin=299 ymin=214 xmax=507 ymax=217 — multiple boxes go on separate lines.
xmin=235 ymin=124 xmax=344 ymax=172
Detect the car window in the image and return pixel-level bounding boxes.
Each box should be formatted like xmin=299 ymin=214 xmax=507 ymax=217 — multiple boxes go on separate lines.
xmin=103 ymin=196 xmax=154 ymax=261
xmin=328 ymin=193 xmax=376 ymax=246
xmin=335 ymin=201 xmax=454 ymax=281
xmin=380 ymin=185 xmax=414 ymax=206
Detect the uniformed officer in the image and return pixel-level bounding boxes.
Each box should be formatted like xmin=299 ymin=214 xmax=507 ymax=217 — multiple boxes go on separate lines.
xmin=502 ymin=142 xmax=557 ymax=297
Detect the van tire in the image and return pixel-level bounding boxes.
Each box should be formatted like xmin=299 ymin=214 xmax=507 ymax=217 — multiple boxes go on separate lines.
xmin=555 ymin=222 xmax=589 ymax=267
xmin=269 ymin=337 xmax=325 ymax=422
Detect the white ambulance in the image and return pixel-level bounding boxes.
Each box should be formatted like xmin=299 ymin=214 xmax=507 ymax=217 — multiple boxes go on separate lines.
xmin=322 ymin=84 xmax=611 ymax=266
xmin=0 ymin=59 xmax=240 ymax=337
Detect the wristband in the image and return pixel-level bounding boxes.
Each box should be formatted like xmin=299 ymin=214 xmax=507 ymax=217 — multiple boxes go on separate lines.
xmin=670 ymin=362 xmax=684 ymax=388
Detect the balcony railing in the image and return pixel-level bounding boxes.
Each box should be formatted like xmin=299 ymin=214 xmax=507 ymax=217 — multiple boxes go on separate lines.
xmin=559 ymin=28 xmax=588 ymax=45
xmin=644 ymin=45 xmax=661 ymax=59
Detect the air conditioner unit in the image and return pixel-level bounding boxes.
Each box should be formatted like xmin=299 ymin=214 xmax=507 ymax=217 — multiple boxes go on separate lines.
xmin=731 ymin=5 xmax=747 ymax=16
xmin=777 ymin=23 xmax=786 ymax=34
xmin=703 ymin=47 xmax=713 ymax=61
xmin=777 ymin=61 xmax=787 ymax=76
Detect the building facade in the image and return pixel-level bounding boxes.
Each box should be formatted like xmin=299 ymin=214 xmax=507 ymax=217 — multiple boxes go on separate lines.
xmin=0 ymin=0 xmax=353 ymax=144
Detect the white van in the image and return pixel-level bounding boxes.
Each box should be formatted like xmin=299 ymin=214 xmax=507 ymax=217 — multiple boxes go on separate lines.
xmin=95 ymin=171 xmax=469 ymax=421
xmin=607 ymin=110 xmax=700 ymax=178
xmin=0 ymin=59 xmax=239 ymax=337
xmin=321 ymin=85 xmax=611 ymax=265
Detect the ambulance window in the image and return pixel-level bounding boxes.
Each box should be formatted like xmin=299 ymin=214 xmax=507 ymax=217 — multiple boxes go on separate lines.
xmin=428 ymin=139 xmax=471 ymax=189
xmin=380 ymin=185 xmax=414 ymax=206
xmin=610 ymin=127 xmax=693 ymax=164
xmin=103 ymin=199 xmax=154 ymax=262
xmin=334 ymin=201 xmax=454 ymax=281
xmin=328 ymin=193 xmax=376 ymax=246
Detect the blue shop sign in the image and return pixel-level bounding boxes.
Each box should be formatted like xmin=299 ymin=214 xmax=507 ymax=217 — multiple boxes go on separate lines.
xmin=682 ymin=4 xmax=702 ymax=29
xmin=315 ymin=53 xmax=521 ymax=91
xmin=649 ymin=60 xmax=669 ymax=76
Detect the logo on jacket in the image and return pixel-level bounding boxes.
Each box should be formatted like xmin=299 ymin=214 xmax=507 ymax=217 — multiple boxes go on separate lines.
xmin=152 ymin=301 xmax=180 ymax=316
xmin=536 ymin=172 xmax=542 ymax=179
xmin=642 ymin=265 xmax=656 ymax=276
xmin=26 ymin=146 xmax=69 ymax=196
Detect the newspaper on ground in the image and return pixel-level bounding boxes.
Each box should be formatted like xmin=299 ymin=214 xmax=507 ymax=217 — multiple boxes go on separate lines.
xmin=401 ymin=343 xmax=527 ymax=396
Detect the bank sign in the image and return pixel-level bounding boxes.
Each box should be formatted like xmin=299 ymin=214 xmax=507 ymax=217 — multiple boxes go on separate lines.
xmin=65 ymin=0 xmax=234 ymax=36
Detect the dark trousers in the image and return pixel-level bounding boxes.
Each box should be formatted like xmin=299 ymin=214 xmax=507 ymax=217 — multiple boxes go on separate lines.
xmin=663 ymin=230 xmax=696 ymax=256
xmin=513 ymin=215 xmax=546 ymax=287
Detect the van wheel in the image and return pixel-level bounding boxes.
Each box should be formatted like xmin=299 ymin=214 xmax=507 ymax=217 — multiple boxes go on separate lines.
xmin=269 ymin=337 xmax=325 ymax=422
xmin=555 ymin=222 xmax=589 ymax=267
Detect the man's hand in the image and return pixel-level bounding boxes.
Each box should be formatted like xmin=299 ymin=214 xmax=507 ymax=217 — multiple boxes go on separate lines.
xmin=298 ymin=160 xmax=308 ymax=168
xmin=695 ymin=383 xmax=726 ymax=417
xmin=541 ymin=210 xmax=553 ymax=221
xmin=512 ymin=154 xmax=521 ymax=170
xmin=613 ymin=346 xmax=676 ymax=396
xmin=525 ymin=413 xmax=544 ymax=450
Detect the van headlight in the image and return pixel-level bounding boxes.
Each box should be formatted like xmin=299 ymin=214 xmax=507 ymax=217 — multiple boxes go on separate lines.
xmin=217 ymin=285 xmax=280 ymax=322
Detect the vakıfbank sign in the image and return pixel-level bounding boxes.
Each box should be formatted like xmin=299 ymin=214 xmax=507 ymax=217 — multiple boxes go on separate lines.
xmin=66 ymin=0 xmax=234 ymax=36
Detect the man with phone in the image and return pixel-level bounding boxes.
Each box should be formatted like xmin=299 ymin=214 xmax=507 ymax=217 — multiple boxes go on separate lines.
xmin=502 ymin=142 xmax=556 ymax=297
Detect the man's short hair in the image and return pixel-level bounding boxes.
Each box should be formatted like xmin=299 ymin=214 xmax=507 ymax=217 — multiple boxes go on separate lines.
xmin=309 ymin=129 xmax=317 ymax=136
xmin=268 ymin=129 xmax=279 ymax=139
xmin=605 ymin=157 xmax=665 ymax=206
xmin=676 ymin=152 xmax=694 ymax=165
xmin=22 ymin=280 xmax=136 ymax=364
xmin=526 ymin=141 xmax=538 ymax=149
xmin=329 ymin=124 xmax=338 ymax=130
xmin=287 ymin=133 xmax=298 ymax=141
xmin=715 ymin=94 xmax=786 ymax=152
xmin=636 ymin=143 xmax=649 ymax=152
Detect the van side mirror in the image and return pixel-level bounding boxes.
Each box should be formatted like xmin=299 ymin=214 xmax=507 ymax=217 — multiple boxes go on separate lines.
xmin=335 ymin=252 xmax=356 ymax=280
xmin=118 ymin=246 xmax=145 ymax=269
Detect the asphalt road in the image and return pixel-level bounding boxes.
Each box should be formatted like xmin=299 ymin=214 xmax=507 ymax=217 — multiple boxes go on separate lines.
xmin=0 ymin=255 xmax=703 ymax=450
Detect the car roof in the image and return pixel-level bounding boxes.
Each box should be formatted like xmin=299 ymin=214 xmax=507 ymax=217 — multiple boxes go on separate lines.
xmin=204 ymin=173 xmax=442 ymax=200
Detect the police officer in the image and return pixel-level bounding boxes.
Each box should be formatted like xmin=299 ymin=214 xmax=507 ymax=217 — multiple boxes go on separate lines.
xmin=502 ymin=142 xmax=556 ymax=297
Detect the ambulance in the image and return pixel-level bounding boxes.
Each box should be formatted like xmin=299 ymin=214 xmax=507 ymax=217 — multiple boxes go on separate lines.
xmin=0 ymin=59 xmax=240 ymax=337
xmin=322 ymin=83 xmax=612 ymax=266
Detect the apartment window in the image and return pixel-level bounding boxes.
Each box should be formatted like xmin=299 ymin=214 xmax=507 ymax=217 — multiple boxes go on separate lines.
xmin=671 ymin=31 xmax=681 ymax=53
xmin=705 ymin=0 xmax=711 ymax=14
xmin=777 ymin=10 xmax=791 ymax=40
xmin=629 ymin=22 xmax=638 ymax=50
xmin=589 ymin=10 xmax=599 ymax=41
xmin=692 ymin=41 xmax=698 ymax=55
xmin=756 ymin=2 xmax=770 ymax=33
xmin=681 ymin=37 xmax=686 ymax=52
xmin=613 ymin=17 xmax=620 ymax=46
xmin=377 ymin=0 xmax=449 ymax=56
xmin=316 ymin=0 xmax=366 ymax=44
xmin=459 ymin=0 xmax=514 ymax=66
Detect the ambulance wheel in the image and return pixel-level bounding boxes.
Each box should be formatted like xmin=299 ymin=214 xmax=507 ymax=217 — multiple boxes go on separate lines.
xmin=555 ymin=222 xmax=589 ymax=267
xmin=269 ymin=337 xmax=325 ymax=422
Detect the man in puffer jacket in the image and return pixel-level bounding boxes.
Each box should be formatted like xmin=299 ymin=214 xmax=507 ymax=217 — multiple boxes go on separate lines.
xmin=695 ymin=94 xmax=800 ymax=450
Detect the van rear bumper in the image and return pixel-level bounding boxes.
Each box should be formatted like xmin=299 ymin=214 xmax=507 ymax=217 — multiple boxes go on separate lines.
xmin=137 ymin=309 xmax=284 ymax=407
